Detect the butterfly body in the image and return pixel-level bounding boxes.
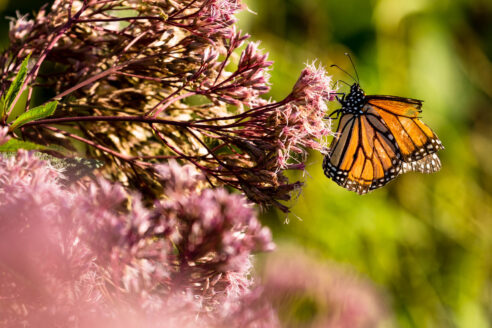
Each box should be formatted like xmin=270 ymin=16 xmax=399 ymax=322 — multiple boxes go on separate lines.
xmin=323 ymin=83 xmax=443 ymax=194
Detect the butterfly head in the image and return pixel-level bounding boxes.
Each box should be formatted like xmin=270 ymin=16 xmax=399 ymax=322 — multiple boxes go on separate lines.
xmin=342 ymin=83 xmax=366 ymax=115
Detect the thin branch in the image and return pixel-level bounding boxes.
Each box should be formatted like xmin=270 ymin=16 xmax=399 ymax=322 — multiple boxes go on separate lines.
xmin=42 ymin=125 xmax=148 ymax=166
xmin=148 ymin=91 xmax=195 ymax=117
xmin=194 ymin=96 xmax=291 ymax=123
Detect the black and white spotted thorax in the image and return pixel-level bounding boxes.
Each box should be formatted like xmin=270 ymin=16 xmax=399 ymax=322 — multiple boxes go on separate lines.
xmin=340 ymin=83 xmax=366 ymax=116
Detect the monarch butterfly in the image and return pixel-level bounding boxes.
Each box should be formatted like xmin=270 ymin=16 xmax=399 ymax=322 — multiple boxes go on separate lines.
xmin=323 ymin=56 xmax=443 ymax=194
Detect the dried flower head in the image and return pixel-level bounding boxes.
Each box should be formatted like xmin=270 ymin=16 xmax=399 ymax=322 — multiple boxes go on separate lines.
xmin=7 ymin=12 xmax=34 ymax=41
xmin=0 ymin=0 xmax=335 ymax=211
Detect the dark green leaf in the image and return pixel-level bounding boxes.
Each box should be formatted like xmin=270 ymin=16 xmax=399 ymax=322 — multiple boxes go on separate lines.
xmin=1 ymin=55 xmax=30 ymax=117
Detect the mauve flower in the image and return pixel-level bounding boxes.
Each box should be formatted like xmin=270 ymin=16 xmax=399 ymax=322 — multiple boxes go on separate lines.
xmin=156 ymin=159 xmax=205 ymax=195
xmin=0 ymin=151 xmax=103 ymax=327
xmin=202 ymin=0 xmax=244 ymax=23
xmin=285 ymin=62 xmax=337 ymax=153
xmin=292 ymin=62 xmax=336 ymax=102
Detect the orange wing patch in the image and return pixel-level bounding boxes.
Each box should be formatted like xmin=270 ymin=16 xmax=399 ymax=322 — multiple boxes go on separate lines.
xmin=339 ymin=121 xmax=359 ymax=171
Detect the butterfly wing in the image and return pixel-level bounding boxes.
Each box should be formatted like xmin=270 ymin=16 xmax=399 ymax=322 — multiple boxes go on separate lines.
xmin=367 ymin=96 xmax=444 ymax=162
xmin=323 ymin=107 xmax=403 ymax=194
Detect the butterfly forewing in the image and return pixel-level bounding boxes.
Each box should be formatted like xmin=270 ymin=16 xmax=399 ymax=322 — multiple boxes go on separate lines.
xmin=368 ymin=96 xmax=443 ymax=162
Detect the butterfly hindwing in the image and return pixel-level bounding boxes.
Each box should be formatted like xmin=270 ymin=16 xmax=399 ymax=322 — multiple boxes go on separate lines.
xmin=401 ymin=153 xmax=441 ymax=174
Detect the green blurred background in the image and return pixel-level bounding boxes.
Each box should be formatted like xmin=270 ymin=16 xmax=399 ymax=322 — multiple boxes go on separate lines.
xmin=236 ymin=0 xmax=492 ymax=327
xmin=1 ymin=0 xmax=491 ymax=327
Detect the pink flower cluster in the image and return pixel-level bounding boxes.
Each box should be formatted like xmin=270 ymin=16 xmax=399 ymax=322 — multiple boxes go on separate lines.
xmin=276 ymin=62 xmax=337 ymax=168
xmin=0 ymin=128 xmax=389 ymax=327
xmin=169 ymin=0 xmax=245 ymax=37
xmin=199 ymin=35 xmax=273 ymax=106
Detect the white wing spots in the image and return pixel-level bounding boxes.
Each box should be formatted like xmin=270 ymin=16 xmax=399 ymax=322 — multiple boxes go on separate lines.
xmin=401 ymin=153 xmax=441 ymax=174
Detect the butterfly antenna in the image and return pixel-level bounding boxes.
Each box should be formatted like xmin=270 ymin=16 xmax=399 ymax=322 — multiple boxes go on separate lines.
xmin=344 ymin=52 xmax=360 ymax=84
xmin=330 ymin=64 xmax=358 ymax=84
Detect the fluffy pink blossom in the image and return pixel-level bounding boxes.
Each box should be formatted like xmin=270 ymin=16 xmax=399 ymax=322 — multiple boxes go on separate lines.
xmin=292 ymin=62 xmax=336 ymax=102
xmin=266 ymin=62 xmax=337 ymax=170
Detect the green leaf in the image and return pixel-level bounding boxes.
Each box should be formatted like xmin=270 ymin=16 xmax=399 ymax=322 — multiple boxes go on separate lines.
xmin=1 ymin=55 xmax=30 ymax=117
xmin=9 ymin=101 xmax=58 ymax=131
xmin=0 ymin=139 xmax=47 ymax=152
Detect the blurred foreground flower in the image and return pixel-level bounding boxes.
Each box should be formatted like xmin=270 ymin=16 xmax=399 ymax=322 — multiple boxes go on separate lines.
xmin=1 ymin=0 xmax=335 ymax=211
xmin=261 ymin=248 xmax=392 ymax=328
xmin=0 ymin=127 xmax=9 ymax=145
xmin=0 ymin=153 xmax=277 ymax=327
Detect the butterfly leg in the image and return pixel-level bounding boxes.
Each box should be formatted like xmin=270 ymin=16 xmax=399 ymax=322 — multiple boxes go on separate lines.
xmin=326 ymin=109 xmax=342 ymax=119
